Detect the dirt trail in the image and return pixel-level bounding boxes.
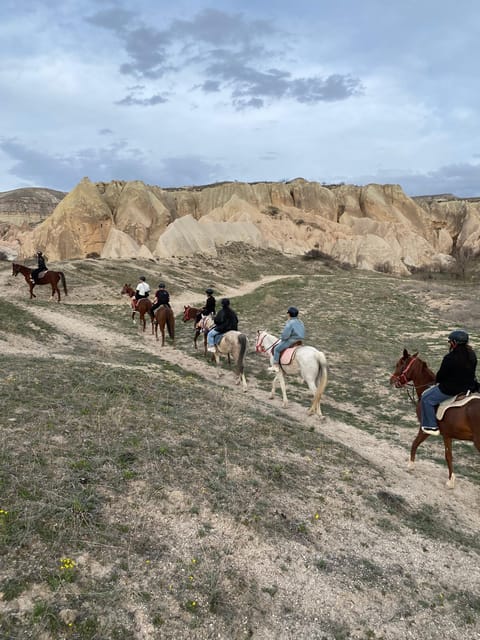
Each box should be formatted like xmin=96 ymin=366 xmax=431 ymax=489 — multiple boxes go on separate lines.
xmin=2 ymin=267 xmax=479 ymax=538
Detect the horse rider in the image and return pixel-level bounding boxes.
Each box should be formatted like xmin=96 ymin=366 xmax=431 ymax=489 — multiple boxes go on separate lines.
xmin=421 ymin=329 xmax=478 ymax=435
xmin=151 ymin=282 xmax=171 ymax=318
xmin=207 ymin=298 xmax=238 ymax=352
xmin=30 ymin=251 xmax=47 ymax=284
xmin=268 ymin=306 xmax=305 ymax=373
xmin=196 ymin=287 xmax=216 ymax=323
xmin=133 ymin=276 xmax=151 ymax=310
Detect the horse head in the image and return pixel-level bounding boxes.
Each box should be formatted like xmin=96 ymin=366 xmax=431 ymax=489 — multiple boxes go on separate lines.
xmin=12 ymin=263 xmax=20 ymax=276
xmin=255 ymin=330 xmax=272 ymax=354
xmin=390 ymin=349 xmax=419 ymax=387
xmin=121 ymin=284 xmax=133 ymax=296
xmin=183 ymin=305 xmax=192 ymax=322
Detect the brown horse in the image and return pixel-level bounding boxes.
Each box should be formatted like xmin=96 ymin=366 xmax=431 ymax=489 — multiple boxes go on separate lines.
xmin=154 ymin=305 xmax=175 ymax=346
xmin=121 ymin=284 xmax=153 ymax=333
xmin=390 ymin=349 xmax=480 ymax=488
xmin=183 ymin=305 xmax=215 ymax=362
xmin=182 ymin=305 xmax=205 ymax=351
xmin=12 ymin=262 xmax=68 ymax=302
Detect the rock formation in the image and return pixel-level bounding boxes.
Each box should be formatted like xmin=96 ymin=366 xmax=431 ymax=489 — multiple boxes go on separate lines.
xmin=3 ymin=176 xmax=480 ymax=276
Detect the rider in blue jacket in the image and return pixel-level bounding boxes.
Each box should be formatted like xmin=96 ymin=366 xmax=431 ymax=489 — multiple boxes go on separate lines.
xmin=269 ymin=306 xmax=305 ymax=372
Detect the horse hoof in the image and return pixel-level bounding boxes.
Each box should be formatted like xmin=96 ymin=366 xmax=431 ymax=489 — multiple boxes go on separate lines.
xmin=407 ymin=460 xmax=415 ymax=472
xmin=446 ymin=473 xmax=456 ymax=490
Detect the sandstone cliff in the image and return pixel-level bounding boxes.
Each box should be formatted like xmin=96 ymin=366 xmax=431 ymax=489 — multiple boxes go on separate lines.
xmin=5 ymin=177 xmax=480 ymax=275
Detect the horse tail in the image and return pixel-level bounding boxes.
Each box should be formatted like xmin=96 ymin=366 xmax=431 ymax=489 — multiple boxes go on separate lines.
xmin=167 ymin=310 xmax=175 ymax=339
xmin=310 ymin=350 xmax=328 ymax=413
xmin=60 ymin=272 xmax=68 ymax=296
xmin=237 ymin=333 xmax=248 ymax=375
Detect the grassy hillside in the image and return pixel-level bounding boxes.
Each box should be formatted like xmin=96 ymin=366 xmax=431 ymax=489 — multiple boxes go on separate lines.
xmin=1 ymin=249 xmax=480 ymax=640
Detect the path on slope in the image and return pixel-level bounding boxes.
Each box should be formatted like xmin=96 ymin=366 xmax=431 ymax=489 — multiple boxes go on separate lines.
xmin=1 ymin=266 xmax=479 ymax=539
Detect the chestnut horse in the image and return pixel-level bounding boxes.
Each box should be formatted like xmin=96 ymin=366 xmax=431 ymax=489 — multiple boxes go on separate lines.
xmin=255 ymin=330 xmax=328 ymax=416
xmin=182 ymin=305 xmax=206 ymax=352
xmin=390 ymin=349 xmax=480 ymax=488
xmin=154 ymin=305 xmax=175 ymax=346
xmin=12 ymin=262 xmax=68 ymax=302
xmin=121 ymin=284 xmax=153 ymax=333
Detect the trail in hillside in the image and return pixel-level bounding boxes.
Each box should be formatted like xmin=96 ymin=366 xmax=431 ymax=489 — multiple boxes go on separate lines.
xmin=2 ymin=268 xmax=479 ymax=539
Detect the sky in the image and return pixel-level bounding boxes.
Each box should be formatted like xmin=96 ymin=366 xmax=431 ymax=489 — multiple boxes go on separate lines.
xmin=2 ymin=0 xmax=480 ymax=197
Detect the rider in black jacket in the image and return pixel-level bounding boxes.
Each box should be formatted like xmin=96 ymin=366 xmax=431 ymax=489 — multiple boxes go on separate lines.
xmin=207 ymin=298 xmax=238 ymax=351
xmin=31 ymin=251 xmax=47 ymax=283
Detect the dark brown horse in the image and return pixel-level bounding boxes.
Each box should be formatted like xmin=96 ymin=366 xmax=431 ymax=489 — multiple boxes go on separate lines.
xmin=390 ymin=349 xmax=480 ymax=488
xmin=154 ymin=305 xmax=175 ymax=346
xmin=182 ymin=305 xmax=206 ymax=352
xmin=12 ymin=262 xmax=68 ymax=301
xmin=121 ymin=284 xmax=153 ymax=333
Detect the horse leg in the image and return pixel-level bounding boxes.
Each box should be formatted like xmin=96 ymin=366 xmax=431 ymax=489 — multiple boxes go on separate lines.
xmin=132 ymin=311 xmax=136 ymax=325
xmin=277 ymin=371 xmax=288 ymax=407
xmin=443 ymin=436 xmax=455 ymax=489
xmin=29 ymin=283 xmax=36 ymax=299
xmin=409 ymin=428 xmax=429 ymax=471
xmin=305 ymin=375 xmax=323 ymax=416
xmin=52 ymin=281 xmax=60 ymax=302
xmin=150 ymin=316 xmax=154 ymax=335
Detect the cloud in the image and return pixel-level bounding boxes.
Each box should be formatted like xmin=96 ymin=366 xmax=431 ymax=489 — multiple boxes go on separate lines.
xmin=349 ymin=162 xmax=480 ymax=198
xmin=0 ymin=137 xmax=224 ymax=191
xmin=115 ymin=93 xmax=168 ymax=106
xmin=86 ymin=7 xmax=362 ymax=109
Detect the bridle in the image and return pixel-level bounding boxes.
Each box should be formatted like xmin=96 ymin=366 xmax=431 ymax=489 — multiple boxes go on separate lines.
xmin=391 ymin=355 xmax=418 ymax=388
xmin=255 ymin=331 xmax=279 ymax=354
xmin=392 ymin=354 xmax=433 ymax=405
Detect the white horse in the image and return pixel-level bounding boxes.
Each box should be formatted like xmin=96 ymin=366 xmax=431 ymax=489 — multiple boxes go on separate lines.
xmin=255 ymin=330 xmax=328 ymax=416
xmin=199 ymin=316 xmax=248 ymax=391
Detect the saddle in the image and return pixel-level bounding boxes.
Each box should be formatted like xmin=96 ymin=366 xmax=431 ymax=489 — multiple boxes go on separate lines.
xmin=436 ymin=391 xmax=480 ymax=420
xmin=279 ymin=341 xmax=303 ymax=366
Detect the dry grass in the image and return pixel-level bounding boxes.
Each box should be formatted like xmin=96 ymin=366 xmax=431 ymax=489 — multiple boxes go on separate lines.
xmin=1 ymin=249 xmax=480 ymax=639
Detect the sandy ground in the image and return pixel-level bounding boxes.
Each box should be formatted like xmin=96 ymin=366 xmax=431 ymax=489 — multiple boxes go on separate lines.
xmin=2 ymin=264 xmax=480 ymax=640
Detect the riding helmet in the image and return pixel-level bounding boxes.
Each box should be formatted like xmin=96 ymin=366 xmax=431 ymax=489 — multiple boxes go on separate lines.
xmin=37 ymin=251 xmax=43 ymax=256
xmin=448 ymin=329 xmax=469 ymax=344
xmin=205 ymin=287 xmax=214 ymax=294
xmin=287 ymin=306 xmax=299 ymax=317
xmin=221 ymin=298 xmax=230 ymax=307
xmin=139 ymin=276 xmax=146 ymax=281
xmin=158 ymin=282 xmax=165 ymax=288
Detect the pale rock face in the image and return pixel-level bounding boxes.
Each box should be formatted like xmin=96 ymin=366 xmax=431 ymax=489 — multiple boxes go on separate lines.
xmin=113 ymin=181 xmax=172 ymax=250
xmin=457 ymin=206 xmax=480 ymax=257
xmin=19 ymin=177 xmax=113 ymax=260
xmin=154 ymin=215 xmax=217 ymax=258
xmin=101 ymin=228 xmax=141 ymax=259
xmin=8 ymin=177 xmax=480 ymax=275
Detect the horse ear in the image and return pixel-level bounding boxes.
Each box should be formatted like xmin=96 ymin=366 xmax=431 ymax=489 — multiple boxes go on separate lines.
xmin=402 ymin=348 xmax=410 ymax=358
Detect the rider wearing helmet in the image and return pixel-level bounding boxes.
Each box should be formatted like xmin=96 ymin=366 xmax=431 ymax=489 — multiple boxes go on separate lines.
xmin=31 ymin=251 xmax=47 ymax=284
xmin=151 ymin=282 xmax=171 ymax=317
xmin=269 ymin=306 xmax=305 ymax=373
xmin=421 ymin=329 xmax=478 ymax=435
xmin=196 ymin=287 xmax=216 ymax=323
xmin=207 ymin=298 xmax=238 ymax=352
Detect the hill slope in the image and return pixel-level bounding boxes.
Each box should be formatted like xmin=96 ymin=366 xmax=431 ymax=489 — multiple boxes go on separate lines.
xmin=1 ymin=250 xmax=480 ymax=639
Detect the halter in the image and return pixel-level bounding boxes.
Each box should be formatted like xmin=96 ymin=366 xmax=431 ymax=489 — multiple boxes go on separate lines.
xmin=392 ymin=355 xmax=418 ymax=388
xmin=255 ymin=332 xmax=279 ymax=354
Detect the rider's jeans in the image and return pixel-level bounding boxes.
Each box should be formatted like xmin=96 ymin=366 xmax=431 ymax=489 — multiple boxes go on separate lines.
xmin=207 ymin=328 xmax=221 ymax=347
xmin=273 ymin=338 xmax=298 ymax=364
xmin=421 ymin=384 xmax=452 ymax=427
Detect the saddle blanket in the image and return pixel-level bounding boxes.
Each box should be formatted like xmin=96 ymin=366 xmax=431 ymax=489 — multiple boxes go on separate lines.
xmin=279 ymin=345 xmax=301 ymax=366
xmin=437 ymin=392 xmax=480 ymax=420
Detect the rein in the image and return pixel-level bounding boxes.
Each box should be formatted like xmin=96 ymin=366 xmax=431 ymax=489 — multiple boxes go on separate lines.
xmin=392 ymin=355 xmax=418 ymax=387
xmin=255 ymin=333 xmax=279 ymax=355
